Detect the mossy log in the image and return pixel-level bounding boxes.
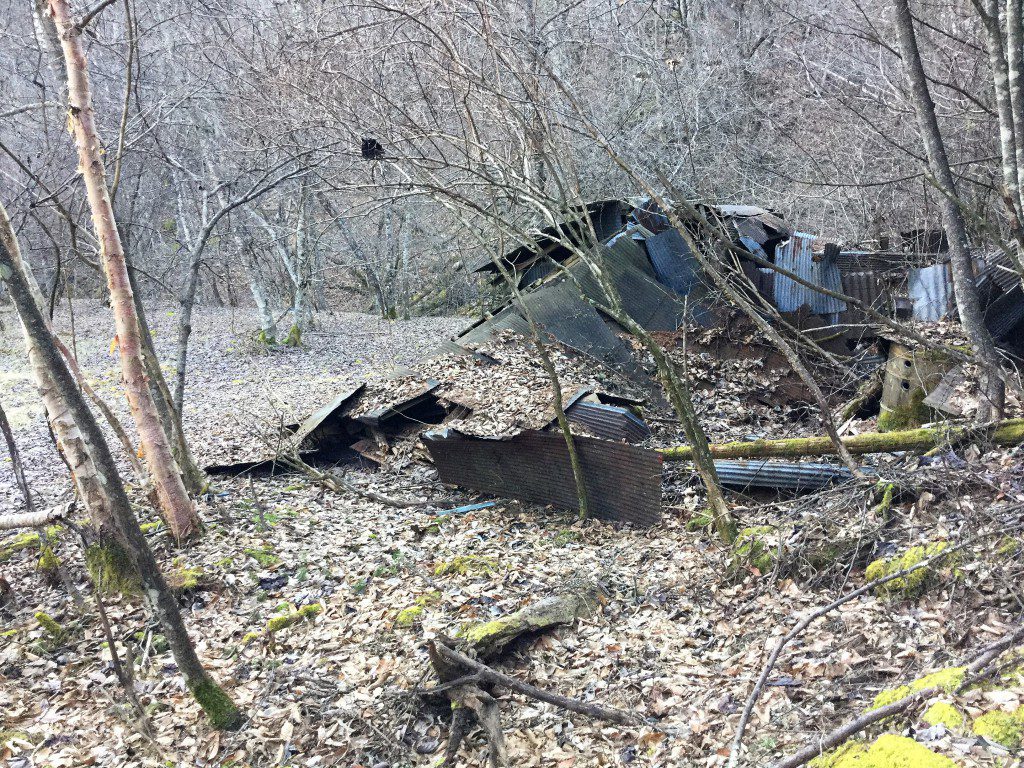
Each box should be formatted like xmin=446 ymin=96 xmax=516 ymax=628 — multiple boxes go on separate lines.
xmin=458 ymin=581 xmax=606 ymax=660
xmin=660 ymin=419 xmax=1024 ymax=461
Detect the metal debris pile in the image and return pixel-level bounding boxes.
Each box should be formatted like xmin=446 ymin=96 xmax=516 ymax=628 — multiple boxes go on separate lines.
xmin=208 ymin=199 xmax=1024 ymax=527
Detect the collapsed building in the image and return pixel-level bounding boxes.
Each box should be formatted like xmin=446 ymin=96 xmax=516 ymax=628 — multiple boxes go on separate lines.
xmin=208 ymin=200 xmax=1024 ymax=525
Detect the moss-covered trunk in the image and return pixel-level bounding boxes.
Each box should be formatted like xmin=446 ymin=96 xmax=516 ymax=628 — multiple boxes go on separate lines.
xmin=660 ymin=419 xmax=1024 ymax=461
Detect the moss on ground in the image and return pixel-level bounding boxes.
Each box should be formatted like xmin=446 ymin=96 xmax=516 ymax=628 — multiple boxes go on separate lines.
xmin=972 ymin=709 xmax=1023 ymax=749
xmin=395 ymin=591 xmax=441 ymax=628
xmin=922 ymin=702 xmax=964 ymax=730
xmin=686 ymin=510 xmax=714 ymax=532
xmin=864 ymin=541 xmax=951 ymax=598
xmin=434 ymin=555 xmax=498 ymax=577
xmin=809 ymin=734 xmax=956 ymax=767
xmin=730 ymin=526 xmax=777 ymax=575
xmin=243 ymin=603 xmax=322 ymax=646
xmin=244 ymin=546 xmax=279 ymax=567
xmin=871 ymin=666 xmax=966 ymax=710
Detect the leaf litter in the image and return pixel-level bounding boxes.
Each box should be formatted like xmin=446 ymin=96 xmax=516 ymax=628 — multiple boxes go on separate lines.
xmin=0 ymin=304 xmax=1022 ymax=767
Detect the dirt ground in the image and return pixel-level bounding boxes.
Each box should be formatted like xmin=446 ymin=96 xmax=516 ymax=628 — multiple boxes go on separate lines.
xmin=1 ymin=303 xmax=1023 ymax=768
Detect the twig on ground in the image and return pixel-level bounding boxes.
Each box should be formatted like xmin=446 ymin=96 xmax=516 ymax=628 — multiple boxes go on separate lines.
xmin=433 ymin=642 xmax=643 ymax=726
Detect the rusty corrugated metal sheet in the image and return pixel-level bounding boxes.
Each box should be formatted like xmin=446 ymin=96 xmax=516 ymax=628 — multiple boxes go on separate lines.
xmin=841 ymin=271 xmax=885 ymax=308
xmin=519 ymin=279 xmax=637 ymax=370
xmin=564 ymin=401 xmax=651 ymax=443
xmin=773 ymin=233 xmax=847 ymax=316
xmin=908 ymin=262 xmax=954 ymax=321
xmin=712 ymin=460 xmax=854 ymax=492
xmin=424 ymin=429 xmax=662 ymax=525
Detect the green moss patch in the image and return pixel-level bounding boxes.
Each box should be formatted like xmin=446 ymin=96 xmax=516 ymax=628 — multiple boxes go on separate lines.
xmin=865 ymin=541 xmax=951 ymax=598
xmin=244 ymin=546 xmax=280 ymax=567
xmin=731 ymin=526 xmax=777 ymax=576
xmin=871 ymin=666 xmax=966 ymax=710
xmin=434 ymin=555 xmax=498 ymax=577
xmin=395 ymin=591 xmax=441 ymax=628
xmin=972 ymin=709 xmax=1023 ymax=749
xmin=810 ymin=734 xmax=956 ymax=767
xmin=85 ymin=541 xmax=141 ymax=595
xmin=243 ymin=603 xmax=322 ymax=646
xmin=922 ymin=702 xmax=964 ymax=730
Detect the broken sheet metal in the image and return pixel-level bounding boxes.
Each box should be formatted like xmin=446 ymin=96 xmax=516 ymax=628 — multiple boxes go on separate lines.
xmin=645 ymin=228 xmax=702 ymax=296
xmin=712 ymin=460 xmax=854 ymax=492
xmin=564 ymin=400 xmax=651 ymax=443
xmin=908 ymin=262 xmax=954 ymax=321
xmin=424 ymin=429 xmax=662 ymax=525
xmin=984 ymin=284 xmax=1024 ymax=339
xmin=519 ymin=279 xmax=637 ymax=370
xmin=773 ymin=233 xmax=847 ymax=316
xmin=287 ymin=384 xmax=366 ymax=452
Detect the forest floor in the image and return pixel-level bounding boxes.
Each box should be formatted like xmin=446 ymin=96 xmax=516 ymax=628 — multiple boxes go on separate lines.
xmin=1 ymin=303 xmax=1023 ymax=768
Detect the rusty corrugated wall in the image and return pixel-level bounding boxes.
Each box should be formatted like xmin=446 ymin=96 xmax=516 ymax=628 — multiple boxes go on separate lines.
xmin=424 ymin=429 xmax=662 ymax=525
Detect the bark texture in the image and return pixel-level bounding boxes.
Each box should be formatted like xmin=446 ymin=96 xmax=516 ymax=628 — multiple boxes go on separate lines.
xmin=894 ymin=0 xmax=1007 ymax=418
xmin=48 ymin=0 xmax=199 ymax=541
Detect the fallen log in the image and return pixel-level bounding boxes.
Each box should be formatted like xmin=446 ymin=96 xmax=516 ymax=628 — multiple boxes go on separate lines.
xmin=660 ymin=418 xmax=1024 ymax=462
xmin=459 ymin=581 xmax=607 ymax=659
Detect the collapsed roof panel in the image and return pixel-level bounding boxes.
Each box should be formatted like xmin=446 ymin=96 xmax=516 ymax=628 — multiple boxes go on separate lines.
xmin=288 ymin=384 xmax=365 ymax=451
xmin=985 ymin=285 xmax=1024 ymax=339
xmin=644 ymin=229 xmax=702 ymax=296
xmin=773 ymin=233 xmax=847 ymax=316
xmin=518 ymin=279 xmax=637 ymax=370
xmin=471 ymin=199 xmax=626 ymax=276
xmin=423 ymin=428 xmax=662 ymax=525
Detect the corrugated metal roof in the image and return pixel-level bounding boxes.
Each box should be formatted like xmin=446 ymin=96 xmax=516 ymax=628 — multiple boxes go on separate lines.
xmin=456 ymin=305 xmax=532 ymax=348
xmin=565 ymin=243 xmax=685 ymax=332
xmin=712 ymin=460 xmax=854 ymax=492
xmin=355 ymin=381 xmax=442 ymax=428
xmin=773 ymin=233 xmax=848 ymax=315
xmin=985 ymin=285 xmax=1024 ymax=338
xmin=841 ymin=271 xmax=886 ymax=308
xmin=645 ymin=228 xmax=703 ymax=296
xmin=908 ymin=263 xmax=954 ymax=321
xmin=518 ymin=279 xmax=637 ymax=370
xmin=979 ymin=251 xmax=1023 ymax=292
xmin=424 ymin=429 xmax=662 ymax=525
xmin=564 ymin=401 xmax=651 ymax=443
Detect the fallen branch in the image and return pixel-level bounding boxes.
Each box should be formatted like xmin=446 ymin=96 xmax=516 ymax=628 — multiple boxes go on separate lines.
xmin=771 ymin=623 xmax=1024 ymax=768
xmin=280 ymin=452 xmax=433 ymax=508
xmin=432 ymin=642 xmax=642 ymax=726
xmin=460 ymin=581 xmax=606 ymax=659
xmin=0 ymin=507 xmax=64 ymax=531
xmin=661 ymin=418 xmax=1024 ymax=461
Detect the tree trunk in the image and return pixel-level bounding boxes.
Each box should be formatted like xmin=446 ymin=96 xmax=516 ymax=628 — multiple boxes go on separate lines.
xmin=1006 ymin=0 xmax=1024 ymax=214
xmin=893 ymin=0 xmax=1006 ymax=419
xmin=47 ymin=0 xmax=200 ymax=542
xmin=0 ymin=209 xmax=241 ymax=729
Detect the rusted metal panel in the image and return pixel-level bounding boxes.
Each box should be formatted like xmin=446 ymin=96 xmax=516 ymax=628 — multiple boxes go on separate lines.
xmin=424 ymin=429 xmax=663 ymax=526
xmin=908 ymin=263 xmax=954 ymax=321
xmin=564 ymin=401 xmax=651 ymax=443
xmin=773 ymin=233 xmax=847 ymax=316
